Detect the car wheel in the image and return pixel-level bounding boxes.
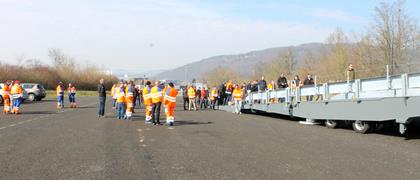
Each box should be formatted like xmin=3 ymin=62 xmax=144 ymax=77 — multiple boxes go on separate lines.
xmin=28 ymin=94 xmax=36 ymax=102
xmin=352 ymin=121 xmax=372 ymax=134
xmin=325 ymin=120 xmax=338 ymax=129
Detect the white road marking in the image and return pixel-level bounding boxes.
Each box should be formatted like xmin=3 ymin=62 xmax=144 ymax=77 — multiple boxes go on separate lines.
xmin=168 ymin=127 xmax=175 ymax=130
xmin=9 ymin=124 xmax=16 ymax=127
xmin=17 ymin=122 xmax=24 ymax=125
xmin=0 ymin=127 xmax=6 ymax=130
xmin=137 ymin=129 xmax=143 ymax=132
xmin=141 ymin=144 xmax=147 ymax=147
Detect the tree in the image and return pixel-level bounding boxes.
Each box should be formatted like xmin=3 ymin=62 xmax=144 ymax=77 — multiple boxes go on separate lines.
xmin=372 ymin=0 xmax=418 ymax=74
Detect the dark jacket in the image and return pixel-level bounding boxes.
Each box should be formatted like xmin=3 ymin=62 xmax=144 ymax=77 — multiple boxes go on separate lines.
xmin=303 ymin=78 xmax=314 ymax=86
xmin=277 ymin=77 xmax=288 ymax=88
xmin=258 ymin=80 xmax=267 ymax=91
xmin=98 ymin=84 xmax=106 ymax=97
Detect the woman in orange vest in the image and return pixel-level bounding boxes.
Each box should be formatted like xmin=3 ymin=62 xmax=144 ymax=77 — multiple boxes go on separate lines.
xmin=110 ymin=83 xmax=117 ymax=110
xmin=125 ymin=81 xmax=134 ymax=120
xmin=56 ymin=82 xmax=65 ymax=109
xmin=68 ymin=83 xmax=77 ymax=108
xmin=116 ymin=82 xmax=126 ymax=119
xmin=232 ymin=84 xmax=243 ymax=114
xmin=10 ymin=80 xmax=23 ymax=114
xmin=164 ymin=82 xmax=178 ymax=126
xmin=2 ymin=80 xmax=11 ymax=114
xmin=142 ymin=81 xmax=153 ymax=124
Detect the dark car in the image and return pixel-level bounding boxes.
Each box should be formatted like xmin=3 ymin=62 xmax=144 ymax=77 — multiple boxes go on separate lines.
xmin=22 ymin=83 xmax=47 ymax=101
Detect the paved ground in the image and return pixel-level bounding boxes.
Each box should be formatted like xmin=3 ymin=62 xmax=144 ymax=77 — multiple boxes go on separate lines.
xmin=0 ymin=97 xmax=420 ymax=180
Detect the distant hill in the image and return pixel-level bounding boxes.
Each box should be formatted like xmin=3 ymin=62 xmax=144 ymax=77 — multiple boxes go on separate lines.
xmin=153 ymin=43 xmax=327 ymax=81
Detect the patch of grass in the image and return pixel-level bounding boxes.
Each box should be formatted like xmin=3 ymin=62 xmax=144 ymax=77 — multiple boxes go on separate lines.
xmin=46 ymin=90 xmax=103 ymax=97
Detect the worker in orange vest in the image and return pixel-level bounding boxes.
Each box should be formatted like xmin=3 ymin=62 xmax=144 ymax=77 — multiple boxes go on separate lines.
xmin=232 ymin=84 xmax=243 ymax=114
xmin=210 ymin=87 xmax=218 ymax=110
xmin=2 ymin=80 xmax=12 ymax=114
xmin=163 ymin=82 xmax=178 ymax=126
xmin=224 ymin=80 xmax=233 ymax=105
xmin=188 ymin=86 xmax=197 ymax=111
xmin=56 ymin=82 xmax=65 ymax=109
xmin=143 ymin=81 xmax=153 ymax=124
xmin=10 ymin=80 xmax=23 ymax=114
xmin=68 ymin=83 xmax=77 ymax=108
xmin=150 ymin=81 xmax=163 ymax=125
xmin=115 ymin=82 xmax=126 ymax=119
xmin=125 ymin=81 xmax=135 ymax=120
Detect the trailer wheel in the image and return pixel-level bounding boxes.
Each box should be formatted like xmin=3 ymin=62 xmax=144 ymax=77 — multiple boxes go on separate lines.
xmin=325 ymin=120 xmax=338 ymax=129
xmin=352 ymin=121 xmax=372 ymax=134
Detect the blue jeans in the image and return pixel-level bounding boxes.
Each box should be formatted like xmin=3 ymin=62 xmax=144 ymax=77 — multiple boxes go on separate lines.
xmin=99 ymin=96 xmax=106 ymax=116
xmin=116 ymin=102 xmax=126 ymax=119
xmin=69 ymin=93 xmax=76 ymax=103
xmin=57 ymin=95 xmax=64 ymax=108
xmin=13 ymin=97 xmax=21 ymax=108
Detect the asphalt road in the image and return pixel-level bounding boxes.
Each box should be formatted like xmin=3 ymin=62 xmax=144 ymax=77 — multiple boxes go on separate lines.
xmin=1 ymin=97 xmax=420 ymax=180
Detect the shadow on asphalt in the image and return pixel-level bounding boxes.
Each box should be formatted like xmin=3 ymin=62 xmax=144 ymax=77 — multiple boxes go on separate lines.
xmin=22 ymin=111 xmax=56 ymax=115
xmin=241 ymin=110 xmax=420 ymax=140
xmin=174 ymin=120 xmax=213 ymax=126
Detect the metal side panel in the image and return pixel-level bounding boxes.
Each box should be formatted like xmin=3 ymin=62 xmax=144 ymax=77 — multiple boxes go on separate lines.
xmin=292 ymin=96 xmax=420 ymax=123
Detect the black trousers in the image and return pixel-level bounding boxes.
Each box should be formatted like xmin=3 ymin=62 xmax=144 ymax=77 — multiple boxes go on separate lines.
xmin=151 ymin=102 xmax=161 ymax=124
xmin=183 ymin=97 xmax=189 ymax=110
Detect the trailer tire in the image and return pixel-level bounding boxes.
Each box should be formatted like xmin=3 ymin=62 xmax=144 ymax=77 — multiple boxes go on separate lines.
xmin=352 ymin=121 xmax=372 ymax=134
xmin=325 ymin=120 xmax=338 ymax=129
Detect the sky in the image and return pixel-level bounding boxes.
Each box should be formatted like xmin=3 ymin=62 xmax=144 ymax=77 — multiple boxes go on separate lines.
xmin=0 ymin=0 xmax=419 ymax=72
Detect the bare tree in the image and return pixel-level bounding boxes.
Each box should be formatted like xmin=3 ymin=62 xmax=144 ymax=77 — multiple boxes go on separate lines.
xmin=372 ymin=0 xmax=418 ymax=74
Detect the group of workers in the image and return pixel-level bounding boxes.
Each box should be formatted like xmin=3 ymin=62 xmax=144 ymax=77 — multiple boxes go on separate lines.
xmin=2 ymin=80 xmax=24 ymax=114
xmin=55 ymin=82 xmax=78 ymax=110
xmin=182 ymin=82 xmax=244 ymax=114
xmin=110 ymin=80 xmax=178 ymax=126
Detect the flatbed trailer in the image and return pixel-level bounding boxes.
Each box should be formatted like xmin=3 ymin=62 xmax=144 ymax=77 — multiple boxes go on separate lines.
xmin=220 ymin=72 xmax=420 ymax=134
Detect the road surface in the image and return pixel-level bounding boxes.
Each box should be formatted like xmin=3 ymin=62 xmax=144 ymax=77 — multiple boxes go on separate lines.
xmin=0 ymin=97 xmax=420 ymax=180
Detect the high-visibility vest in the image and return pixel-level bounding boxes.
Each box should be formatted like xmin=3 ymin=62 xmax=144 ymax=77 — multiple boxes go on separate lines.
xmin=267 ymin=83 xmax=273 ymax=90
xmin=2 ymin=84 xmax=10 ymax=99
xmin=233 ymin=88 xmax=242 ymax=101
xmin=164 ymin=87 xmax=178 ymax=105
xmin=151 ymin=86 xmax=163 ymax=103
xmin=210 ymin=89 xmax=218 ymax=100
xmin=143 ymin=86 xmax=152 ymax=104
xmin=125 ymin=86 xmax=134 ymax=98
xmin=111 ymin=85 xmax=117 ymax=99
xmin=226 ymin=83 xmax=233 ymax=94
xmin=116 ymin=87 xmax=126 ymax=103
xmin=188 ymin=87 xmax=196 ymax=99
xmin=57 ymin=85 xmax=64 ymax=96
xmin=10 ymin=84 xmax=23 ymax=98
xmin=68 ymin=86 xmax=76 ymax=94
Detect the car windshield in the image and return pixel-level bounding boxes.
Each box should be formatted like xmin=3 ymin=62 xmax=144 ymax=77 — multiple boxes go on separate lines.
xmin=24 ymin=84 xmax=35 ymax=89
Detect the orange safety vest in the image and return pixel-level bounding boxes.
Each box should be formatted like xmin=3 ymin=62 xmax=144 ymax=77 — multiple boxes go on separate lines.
xmin=143 ymin=86 xmax=152 ymax=104
xmin=2 ymin=84 xmax=10 ymax=99
xmin=10 ymin=84 xmax=23 ymax=98
xmin=210 ymin=89 xmax=218 ymax=100
xmin=226 ymin=83 xmax=233 ymax=94
xmin=233 ymin=88 xmax=242 ymax=101
xmin=151 ymin=86 xmax=163 ymax=103
xmin=164 ymin=87 xmax=178 ymax=105
xmin=125 ymin=86 xmax=134 ymax=103
xmin=116 ymin=87 xmax=126 ymax=103
xmin=57 ymin=85 xmax=64 ymax=96
xmin=188 ymin=87 xmax=196 ymax=99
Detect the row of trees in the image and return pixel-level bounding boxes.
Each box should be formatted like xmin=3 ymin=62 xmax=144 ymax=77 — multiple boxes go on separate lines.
xmin=0 ymin=48 xmax=117 ymax=90
xmin=203 ymin=0 xmax=419 ymax=86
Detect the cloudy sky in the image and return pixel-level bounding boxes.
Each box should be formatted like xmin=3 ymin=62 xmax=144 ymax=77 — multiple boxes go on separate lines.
xmin=0 ymin=0 xmax=419 ymax=71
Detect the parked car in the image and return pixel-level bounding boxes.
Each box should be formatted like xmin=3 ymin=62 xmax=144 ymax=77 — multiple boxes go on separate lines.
xmin=21 ymin=83 xmax=46 ymax=101
xmin=0 ymin=83 xmax=29 ymax=104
